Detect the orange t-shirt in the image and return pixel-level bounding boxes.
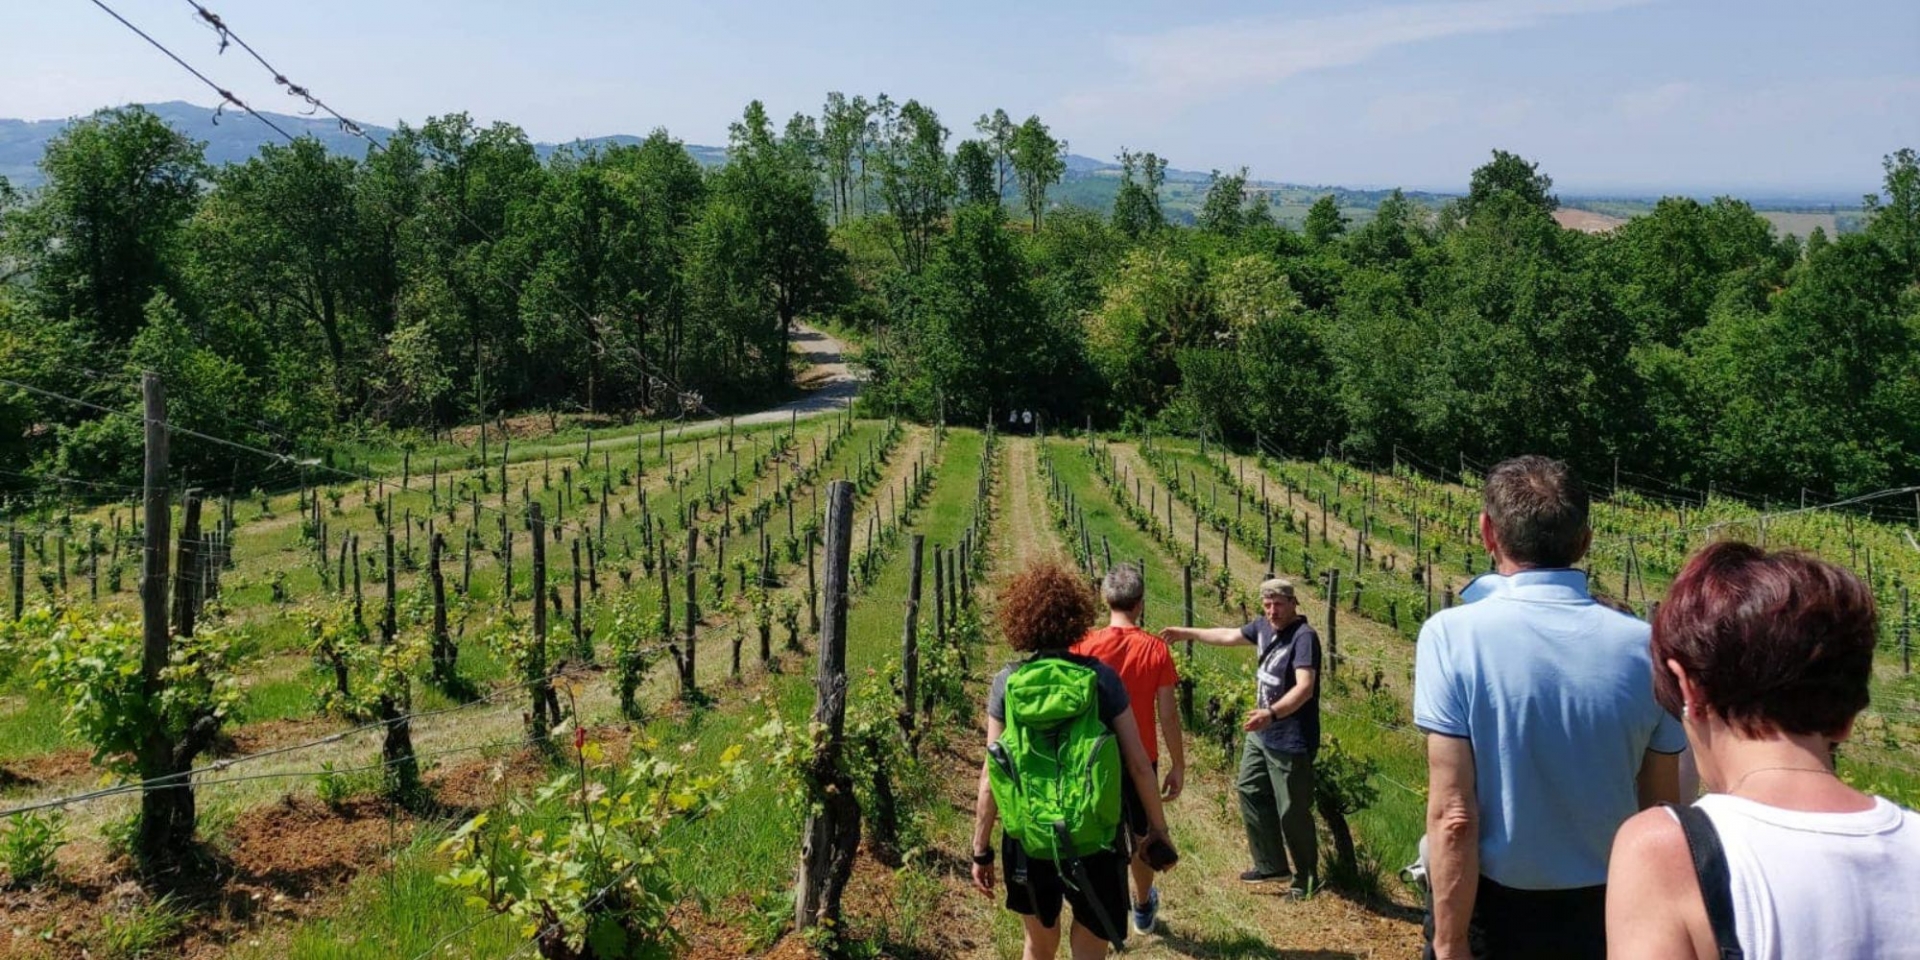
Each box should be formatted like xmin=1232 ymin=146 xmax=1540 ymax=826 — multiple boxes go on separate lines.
xmin=1070 ymin=625 xmax=1179 ymax=764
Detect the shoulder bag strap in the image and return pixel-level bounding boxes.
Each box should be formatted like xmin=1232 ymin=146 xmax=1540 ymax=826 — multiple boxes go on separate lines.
xmin=1665 ymin=802 xmax=1745 ymax=960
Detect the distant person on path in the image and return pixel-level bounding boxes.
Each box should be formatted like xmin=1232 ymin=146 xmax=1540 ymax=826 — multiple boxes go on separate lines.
xmin=971 ymin=561 xmax=1177 ymax=960
xmin=1415 ymin=455 xmax=1684 ymax=960
xmin=1070 ymin=563 xmax=1187 ymax=933
xmin=1607 ymin=542 xmax=1920 ymax=960
xmin=1163 ymin=577 xmax=1322 ymax=896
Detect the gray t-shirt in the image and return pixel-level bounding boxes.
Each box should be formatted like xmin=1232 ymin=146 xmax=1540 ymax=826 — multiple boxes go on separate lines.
xmin=988 ymin=651 xmax=1130 ymax=727
xmin=1239 ymin=616 xmax=1321 ymax=755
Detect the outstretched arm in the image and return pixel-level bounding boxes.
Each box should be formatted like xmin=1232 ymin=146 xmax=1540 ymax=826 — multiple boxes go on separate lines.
xmin=1161 ymin=625 xmax=1248 ymax=647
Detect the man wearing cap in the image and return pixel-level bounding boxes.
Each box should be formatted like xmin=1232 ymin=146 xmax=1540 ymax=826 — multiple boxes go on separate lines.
xmin=1163 ymin=578 xmax=1321 ymax=896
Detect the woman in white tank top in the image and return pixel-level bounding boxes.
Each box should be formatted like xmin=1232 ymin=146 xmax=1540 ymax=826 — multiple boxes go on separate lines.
xmin=1604 ymin=542 xmax=1920 ymax=960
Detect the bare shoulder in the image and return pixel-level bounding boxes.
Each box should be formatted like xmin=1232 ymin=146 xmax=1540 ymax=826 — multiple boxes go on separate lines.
xmin=1611 ymin=807 xmax=1693 ymax=886
xmin=1608 ymin=807 xmax=1713 ymax=960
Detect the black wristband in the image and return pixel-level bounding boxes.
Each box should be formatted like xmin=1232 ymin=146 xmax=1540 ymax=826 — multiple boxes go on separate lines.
xmin=971 ymin=849 xmax=995 ymax=865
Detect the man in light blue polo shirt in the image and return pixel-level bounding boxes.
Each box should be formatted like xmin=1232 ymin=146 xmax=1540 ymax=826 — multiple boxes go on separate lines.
xmin=1414 ymin=455 xmax=1683 ymax=960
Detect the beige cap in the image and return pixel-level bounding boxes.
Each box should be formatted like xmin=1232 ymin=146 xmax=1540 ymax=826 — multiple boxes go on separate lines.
xmin=1258 ymin=578 xmax=1296 ymax=600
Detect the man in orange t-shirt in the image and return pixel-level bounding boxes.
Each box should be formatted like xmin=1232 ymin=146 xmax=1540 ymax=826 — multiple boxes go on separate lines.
xmin=1072 ymin=563 xmax=1185 ymax=934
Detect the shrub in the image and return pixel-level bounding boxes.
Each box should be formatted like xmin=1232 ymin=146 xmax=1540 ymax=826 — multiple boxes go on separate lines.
xmin=0 ymin=811 xmax=67 ymax=888
xmin=440 ymin=736 xmax=746 ymax=958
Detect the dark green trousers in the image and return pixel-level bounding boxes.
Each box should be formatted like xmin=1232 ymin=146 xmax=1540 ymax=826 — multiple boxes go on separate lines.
xmin=1236 ymin=736 xmax=1317 ymax=884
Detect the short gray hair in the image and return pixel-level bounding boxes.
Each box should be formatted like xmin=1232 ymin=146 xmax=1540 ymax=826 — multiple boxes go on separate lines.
xmin=1259 ymin=578 xmax=1297 ymax=601
xmin=1102 ymin=564 xmax=1145 ymax=610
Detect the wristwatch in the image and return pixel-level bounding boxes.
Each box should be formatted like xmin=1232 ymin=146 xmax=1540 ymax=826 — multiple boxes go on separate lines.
xmin=1267 ymin=703 xmax=1282 ymax=722
xmin=972 ymin=849 xmax=995 ymax=865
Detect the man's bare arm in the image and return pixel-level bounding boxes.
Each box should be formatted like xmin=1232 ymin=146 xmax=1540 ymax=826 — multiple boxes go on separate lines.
xmin=1426 ymin=733 xmax=1480 ymax=960
xmin=1161 ymin=625 xmax=1247 ymax=647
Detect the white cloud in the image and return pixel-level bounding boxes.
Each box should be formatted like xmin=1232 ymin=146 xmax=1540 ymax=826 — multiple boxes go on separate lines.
xmin=1091 ymin=0 xmax=1654 ymax=106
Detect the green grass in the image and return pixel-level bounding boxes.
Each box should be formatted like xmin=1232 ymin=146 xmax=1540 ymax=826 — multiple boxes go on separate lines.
xmin=223 ymin=426 xmax=955 ymax=957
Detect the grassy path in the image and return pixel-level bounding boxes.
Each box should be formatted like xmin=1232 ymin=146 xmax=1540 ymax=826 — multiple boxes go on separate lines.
xmin=941 ymin=440 xmax=1423 ymax=959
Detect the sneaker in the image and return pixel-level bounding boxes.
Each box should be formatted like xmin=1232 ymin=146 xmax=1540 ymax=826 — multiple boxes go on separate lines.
xmin=1239 ymin=868 xmax=1289 ymax=884
xmin=1131 ymin=887 xmax=1160 ymax=933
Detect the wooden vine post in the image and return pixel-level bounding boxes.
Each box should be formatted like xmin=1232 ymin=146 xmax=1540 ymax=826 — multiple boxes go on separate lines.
xmin=529 ymin=502 xmax=553 ymax=742
xmin=797 ymin=480 xmax=859 ymax=936
xmin=429 ymin=532 xmax=454 ymax=684
xmin=1180 ymin=561 xmax=1196 ymax=725
xmin=134 ymin=374 xmax=222 ymax=876
xmin=380 ymin=529 xmax=419 ymax=801
xmin=900 ymin=534 xmax=924 ymax=756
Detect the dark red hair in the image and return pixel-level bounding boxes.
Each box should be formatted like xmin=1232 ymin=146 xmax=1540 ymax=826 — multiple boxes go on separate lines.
xmin=1651 ymin=541 xmax=1878 ymax=738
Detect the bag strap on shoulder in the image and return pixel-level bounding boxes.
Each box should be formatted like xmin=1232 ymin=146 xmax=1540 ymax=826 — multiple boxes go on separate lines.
xmin=1665 ymin=802 xmax=1745 ymax=960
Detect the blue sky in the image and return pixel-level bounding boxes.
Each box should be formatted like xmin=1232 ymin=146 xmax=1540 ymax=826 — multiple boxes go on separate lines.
xmin=6 ymin=0 xmax=1917 ymax=196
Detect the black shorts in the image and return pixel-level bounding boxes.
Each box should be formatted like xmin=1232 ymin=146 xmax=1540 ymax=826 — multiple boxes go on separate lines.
xmin=1002 ymin=834 xmax=1130 ymax=945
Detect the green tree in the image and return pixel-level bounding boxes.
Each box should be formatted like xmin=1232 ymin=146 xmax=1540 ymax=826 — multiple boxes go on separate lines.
xmin=17 ymin=106 xmax=205 ymax=343
xmin=1198 ymin=168 xmax=1250 ymax=236
xmin=974 ymin=109 xmax=1015 ymax=199
xmin=1864 ymin=147 xmax=1920 ymax=283
xmin=1303 ymin=194 xmax=1348 ymax=247
xmin=954 ymin=140 xmax=998 ymax=208
xmin=1348 ymin=188 xmax=1425 ymax=266
xmin=188 ymin=137 xmax=364 ymax=412
xmin=1111 ymin=148 xmax=1165 ymax=240
xmin=1460 ymin=149 xmax=1557 ymax=223
xmin=876 ymin=100 xmax=954 ymax=273
xmin=1008 ymin=115 xmax=1066 ymax=231
xmin=413 ymin=113 xmax=545 ymax=420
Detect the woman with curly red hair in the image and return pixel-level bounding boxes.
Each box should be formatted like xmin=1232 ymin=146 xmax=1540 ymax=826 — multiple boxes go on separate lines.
xmin=970 ymin=561 xmax=1177 ymax=959
xmin=1607 ymin=542 xmax=1920 ymax=959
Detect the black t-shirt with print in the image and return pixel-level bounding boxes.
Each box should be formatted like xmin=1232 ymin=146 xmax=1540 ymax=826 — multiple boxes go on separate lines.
xmin=1238 ymin=616 xmax=1321 ymax=755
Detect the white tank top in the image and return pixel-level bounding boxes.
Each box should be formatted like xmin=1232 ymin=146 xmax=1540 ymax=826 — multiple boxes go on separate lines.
xmin=1688 ymin=793 xmax=1920 ymax=960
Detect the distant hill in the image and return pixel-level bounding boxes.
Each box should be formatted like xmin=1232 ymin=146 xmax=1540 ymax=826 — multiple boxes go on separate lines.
xmin=0 ymin=101 xmax=730 ymax=189
xmin=0 ymin=101 xmax=1863 ymax=234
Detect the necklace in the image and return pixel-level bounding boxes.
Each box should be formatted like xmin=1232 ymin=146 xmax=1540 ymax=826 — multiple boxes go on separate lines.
xmin=1728 ymin=765 xmax=1835 ymax=795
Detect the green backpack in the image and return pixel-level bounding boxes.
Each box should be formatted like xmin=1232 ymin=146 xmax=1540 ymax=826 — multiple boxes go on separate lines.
xmin=988 ymin=657 xmax=1123 ymax=861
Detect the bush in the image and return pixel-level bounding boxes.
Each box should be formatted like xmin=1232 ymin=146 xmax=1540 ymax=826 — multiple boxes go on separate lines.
xmin=440 ymin=736 xmax=746 ymax=959
xmin=0 ymin=811 xmax=67 ymax=888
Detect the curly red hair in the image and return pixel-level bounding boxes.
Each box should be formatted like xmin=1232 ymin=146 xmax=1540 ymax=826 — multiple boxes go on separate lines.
xmin=999 ymin=561 xmax=1098 ymax=652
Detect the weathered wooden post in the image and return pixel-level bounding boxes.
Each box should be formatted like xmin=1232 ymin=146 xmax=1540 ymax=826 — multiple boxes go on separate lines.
xmin=381 ymin=530 xmax=419 ymax=800
xmin=901 ymin=535 xmax=924 ymax=754
xmin=797 ymin=480 xmax=859 ymax=936
xmin=681 ymin=525 xmax=698 ymax=694
xmin=1180 ymin=561 xmax=1196 ymax=725
xmin=529 ymin=502 xmax=552 ymax=742
xmin=1325 ymin=569 xmax=1340 ymax=681
xmin=430 ymin=532 xmax=452 ymax=683
xmin=933 ymin=547 xmax=947 ymax=648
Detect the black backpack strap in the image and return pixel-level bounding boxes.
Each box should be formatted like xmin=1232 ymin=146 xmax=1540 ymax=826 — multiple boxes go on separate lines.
xmin=1666 ymin=802 xmax=1745 ymax=960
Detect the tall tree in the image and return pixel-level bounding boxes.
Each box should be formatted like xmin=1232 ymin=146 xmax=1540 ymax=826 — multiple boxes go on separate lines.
xmin=1198 ymin=168 xmax=1250 ymax=236
xmin=1864 ymin=147 xmax=1920 ymax=283
xmin=1303 ymin=194 xmax=1348 ymax=247
xmin=954 ymin=140 xmax=998 ymax=208
xmin=877 ymin=100 xmax=954 ymax=273
xmin=1111 ymin=148 xmax=1165 ymax=239
xmin=18 ymin=106 xmax=205 ymax=343
xmin=189 ymin=137 xmax=364 ymax=411
xmin=1460 ymin=149 xmax=1558 ymax=223
xmin=1008 ymin=116 xmax=1066 ymax=231
xmin=974 ymin=109 xmax=1015 ymax=199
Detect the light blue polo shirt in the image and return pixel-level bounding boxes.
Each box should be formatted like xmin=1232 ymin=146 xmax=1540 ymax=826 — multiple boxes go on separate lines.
xmin=1413 ymin=569 xmax=1685 ymax=890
